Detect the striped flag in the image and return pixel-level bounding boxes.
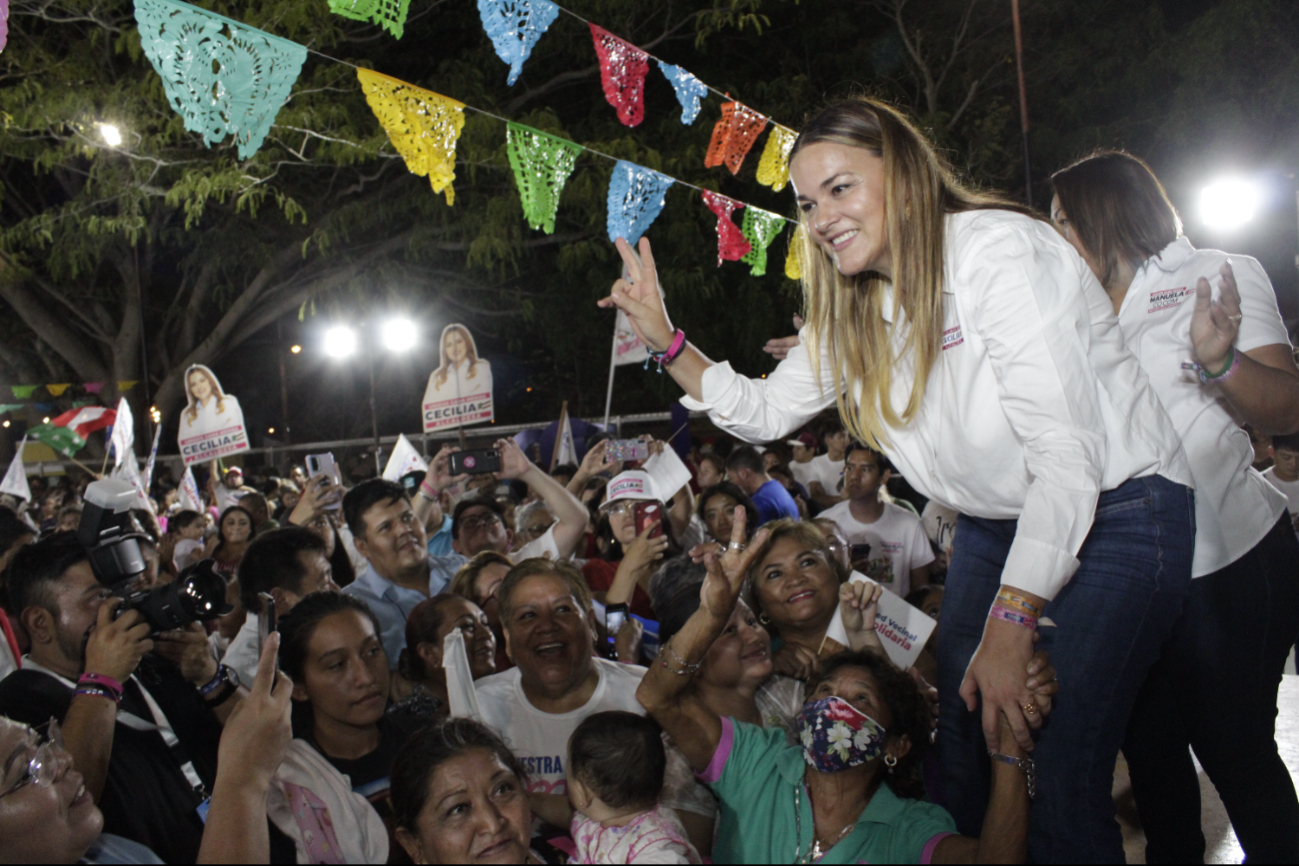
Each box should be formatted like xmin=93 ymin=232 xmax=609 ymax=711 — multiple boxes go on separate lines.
xmin=27 ymin=407 xmax=116 ymax=457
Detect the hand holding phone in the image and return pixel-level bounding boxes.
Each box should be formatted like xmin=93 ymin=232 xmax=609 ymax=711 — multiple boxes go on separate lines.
xmin=606 ymin=439 xmax=650 ymax=463
xmin=604 ymin=603 xmax=629 ymax=660
xmin=449 ymin=448 xmax=502 ymax=477
xmin=305 ymin=454 xmax=343 ymax=512
xmin=634 ymin=501 xmax=665 ymax=539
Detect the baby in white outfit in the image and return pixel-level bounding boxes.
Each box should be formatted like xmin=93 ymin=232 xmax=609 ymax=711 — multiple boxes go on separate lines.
xmin=567 ymin=711 xmax=701 ymax=865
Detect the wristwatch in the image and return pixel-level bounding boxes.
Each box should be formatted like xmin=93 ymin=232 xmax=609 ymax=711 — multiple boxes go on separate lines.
xmin=199 ymin=664 xmax=240 ymax=704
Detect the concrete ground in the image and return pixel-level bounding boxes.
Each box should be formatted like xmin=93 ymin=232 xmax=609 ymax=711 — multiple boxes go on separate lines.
xmin=1114 ymin=669 xmax=1299 ymax=864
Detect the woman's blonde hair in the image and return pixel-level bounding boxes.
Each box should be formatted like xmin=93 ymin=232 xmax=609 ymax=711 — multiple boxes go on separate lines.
xmin=790 ymin=97 xmax=1032 ymax=448
xmin=184 ymin=365 xmax=227 ymax=424
xmin=434 ymin=324 xmax=481 ymax=388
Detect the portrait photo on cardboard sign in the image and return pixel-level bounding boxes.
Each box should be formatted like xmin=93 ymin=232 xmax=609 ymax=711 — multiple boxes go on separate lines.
xmin=422 ymin=323 xmax=494 ymax=432
xmin=177 ymin=364 xmax=249 ymax=465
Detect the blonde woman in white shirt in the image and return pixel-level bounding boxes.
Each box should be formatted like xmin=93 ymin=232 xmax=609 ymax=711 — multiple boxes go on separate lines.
xmin=1051 ymin=151 xmax=1299 ymax=863
xmin=599 ymin=96 xmax=1195 ymax=863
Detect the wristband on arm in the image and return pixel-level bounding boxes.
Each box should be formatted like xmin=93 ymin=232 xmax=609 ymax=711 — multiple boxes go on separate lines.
xmin=644 ymin=329 xmax=687 ymax=373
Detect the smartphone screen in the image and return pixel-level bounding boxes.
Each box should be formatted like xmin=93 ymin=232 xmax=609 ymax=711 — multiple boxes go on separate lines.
xmin=605 ymin=603 xmax=628 ymax=658
xmin=634 ymin=501 xmax=664 ymax=539
xmin=607 ymin=439 xmax=649 ymax=462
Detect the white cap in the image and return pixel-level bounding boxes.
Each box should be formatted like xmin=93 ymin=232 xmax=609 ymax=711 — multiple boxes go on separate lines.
xmin=600 ymin=470 xmax=661 ymax=509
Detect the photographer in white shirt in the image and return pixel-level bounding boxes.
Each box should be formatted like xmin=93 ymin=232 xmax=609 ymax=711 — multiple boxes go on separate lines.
xmin=599 ymin=97 xmax=1195 ymax=863
xmin=1052 ymin=150 xmax=1299 ymax=863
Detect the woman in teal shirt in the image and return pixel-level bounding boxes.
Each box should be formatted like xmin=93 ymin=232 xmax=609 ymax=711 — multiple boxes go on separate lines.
xmin=638 ymin=510 xmax=1056 ymax=863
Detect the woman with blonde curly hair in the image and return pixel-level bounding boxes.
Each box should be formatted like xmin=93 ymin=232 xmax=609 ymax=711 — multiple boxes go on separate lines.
xmin=600 ymin=95 xmax=1196 ymax=861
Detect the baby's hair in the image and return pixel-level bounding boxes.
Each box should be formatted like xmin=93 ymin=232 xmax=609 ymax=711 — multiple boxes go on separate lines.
xmin=168 ymin=510 xmax=203 ymax=533
xmin=568 ymin=711 xmax=665 ymax=812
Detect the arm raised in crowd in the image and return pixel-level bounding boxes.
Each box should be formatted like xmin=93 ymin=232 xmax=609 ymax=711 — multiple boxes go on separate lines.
xmin=565 ymin=439 xmax=621 ymax=498
xmin=411 ymin=446 xmax=462 ymax=528
xmin=636 ymin=510 xmax=767 ymax=771
xmin=494 ymin=438 xmax=588 ymax=559
xmin=197 ymin=634 xmax=293 ymax=864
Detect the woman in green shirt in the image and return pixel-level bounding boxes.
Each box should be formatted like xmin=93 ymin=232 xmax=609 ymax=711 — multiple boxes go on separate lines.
xmin=638 ymin=510 xmax=1056 ymax=864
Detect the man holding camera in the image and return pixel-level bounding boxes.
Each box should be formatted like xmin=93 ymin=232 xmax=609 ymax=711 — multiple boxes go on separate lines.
xmin=0 ymin=534 xmax=247 ymax=863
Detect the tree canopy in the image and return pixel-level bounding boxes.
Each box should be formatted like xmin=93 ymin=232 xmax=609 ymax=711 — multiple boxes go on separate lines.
xmin=2 ymin=0 xmax=1298 ymax=454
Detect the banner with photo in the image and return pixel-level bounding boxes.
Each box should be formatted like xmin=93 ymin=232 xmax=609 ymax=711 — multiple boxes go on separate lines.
xmin=422 ymin=324 xmax=494 ymax=432
xmin=177 ymin=364 xmax=249 ymax=465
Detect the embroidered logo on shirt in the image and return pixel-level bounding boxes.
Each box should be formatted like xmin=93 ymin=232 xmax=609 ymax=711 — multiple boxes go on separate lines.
xmin=942 ymin=325 xmax=964 ymax=350
xmin=1149 ymin=286 xmax=1189 ymax=314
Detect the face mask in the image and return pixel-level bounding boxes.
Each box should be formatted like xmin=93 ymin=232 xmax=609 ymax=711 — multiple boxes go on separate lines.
xmin=796 ymin=695 xmax=888 ymax=773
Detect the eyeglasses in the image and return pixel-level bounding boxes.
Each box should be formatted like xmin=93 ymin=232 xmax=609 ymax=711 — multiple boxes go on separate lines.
xmin=461 ymin=513 xmax=502 ymax=531
xmin=604 ymin=502 xmax=636 ymax=517
xmin=0 ymin=718 xmax=66 ymax=799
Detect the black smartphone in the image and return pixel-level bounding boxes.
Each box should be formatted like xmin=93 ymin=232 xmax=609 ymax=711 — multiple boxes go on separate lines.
xmin=257 ymin=592 xmax=277 ymax=661
xmin=450 ymin=448 xmax=502 ymax=476
xmin=605 ymin=603 xmax=629 ymax=659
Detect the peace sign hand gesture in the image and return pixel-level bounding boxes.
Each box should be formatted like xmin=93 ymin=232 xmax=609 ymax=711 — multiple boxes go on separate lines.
xmin=598 ymin=236 xmax=677 ymax=353
xmin=699 ymin=506 xmax=768 ymax=621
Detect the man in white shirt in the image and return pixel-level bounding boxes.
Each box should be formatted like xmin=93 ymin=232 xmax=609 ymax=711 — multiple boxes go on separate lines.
xmin=1262 ymin=432 xmax=1299 ymax=534
xmin=821 ymin=443 xmax=934 ymax=598
xmin=807 ymin=421 xmax=850 ymax=509
xmin=786 ymin=431 xmax=819 ymax=490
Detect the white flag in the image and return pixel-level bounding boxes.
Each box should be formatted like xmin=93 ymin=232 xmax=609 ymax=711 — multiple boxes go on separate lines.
xmin=382 ymin=434 xmax=429 ymax=482
xmin=178 ymin=467 xmax=202 ymax=512
xmin=109 ymin=397 xmax=134 ymax=469
xmin=112 ymin=456 xmax=153 ymax=513
xmin=613 ymin=308 xmax=650 ymax=366
xmin=142 ymin=425 xmax=162 ymax=492
xmin=554 ymin=409 xmax=578 ymax=467
xmin=0 ymin=438 xmax=31 ymax=503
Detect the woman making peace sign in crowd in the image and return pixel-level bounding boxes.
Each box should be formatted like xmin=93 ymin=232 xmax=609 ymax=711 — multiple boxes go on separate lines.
xmin=601 ymin=96 xmax=1195 ymax=862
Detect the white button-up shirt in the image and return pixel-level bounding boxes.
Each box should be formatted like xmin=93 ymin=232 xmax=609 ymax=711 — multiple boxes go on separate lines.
xmin=681 ymin=210 xmax=1192 ymax=600
xmin=1119 ymin=238 xmax=1288 ymax=576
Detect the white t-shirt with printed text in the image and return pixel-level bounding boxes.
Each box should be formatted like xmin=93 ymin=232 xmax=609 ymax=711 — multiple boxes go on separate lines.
xmin=821 ymin=500 xmax=935 ymax=598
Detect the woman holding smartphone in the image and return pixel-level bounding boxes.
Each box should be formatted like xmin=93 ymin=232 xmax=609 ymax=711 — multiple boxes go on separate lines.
xmin=599 ymin=97 xmax=1195 ymax=862
xmin=583 ymin=469 xmax=682 ymax=621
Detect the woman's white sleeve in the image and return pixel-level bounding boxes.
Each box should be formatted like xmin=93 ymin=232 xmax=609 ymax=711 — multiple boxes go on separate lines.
xmin=678 ymin=331 xmax=839 ymax=444
xmin=962 ymin=225 xmax=1108 ymax=601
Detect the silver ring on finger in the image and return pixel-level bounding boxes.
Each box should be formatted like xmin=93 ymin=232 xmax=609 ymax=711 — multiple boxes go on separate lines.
xmin=727 ymin=542 xmax=746 ymax=552
xmin=1228 ymin=314 xmax=1242 ymax=322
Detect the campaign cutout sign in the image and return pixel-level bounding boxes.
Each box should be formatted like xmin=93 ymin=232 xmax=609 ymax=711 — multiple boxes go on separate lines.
xmin=422 ymin=324 xmax=494 ymax=432
xmin=177 ymin=365 xmax=249 ymax=465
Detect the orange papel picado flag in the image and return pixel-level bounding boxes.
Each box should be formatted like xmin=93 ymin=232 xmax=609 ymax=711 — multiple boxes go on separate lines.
xmin=356 ymin=68 xmax=466 ymax=204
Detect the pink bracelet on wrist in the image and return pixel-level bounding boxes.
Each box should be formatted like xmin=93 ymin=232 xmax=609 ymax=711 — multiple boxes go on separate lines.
xmin=419 ymin=478 xmax=439 ymax=500
xmin=645 ymin=329 xmax=687 ymax=374
xmin=989 ymin=605 xmax=1038 ymax=630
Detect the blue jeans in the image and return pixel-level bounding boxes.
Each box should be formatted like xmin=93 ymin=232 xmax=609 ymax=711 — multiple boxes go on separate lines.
xmin=1123 ymin=513 xmax=1299 ymax=863
xmin=936 ymin=475 xmax=1195 ymax=864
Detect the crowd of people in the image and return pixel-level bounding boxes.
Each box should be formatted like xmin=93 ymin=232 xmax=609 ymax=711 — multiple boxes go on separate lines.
xmin=0 ymin=94 xmax=1297 ymax=864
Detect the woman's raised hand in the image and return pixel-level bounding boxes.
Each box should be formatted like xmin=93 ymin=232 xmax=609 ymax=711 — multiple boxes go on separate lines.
xmin=1191 ymin=260 xmax=1242 ymax=370
xmin=700 ymin=506 xmax=767 ymax=620
xmin=598 ymin=237 xmax=677 ymax=352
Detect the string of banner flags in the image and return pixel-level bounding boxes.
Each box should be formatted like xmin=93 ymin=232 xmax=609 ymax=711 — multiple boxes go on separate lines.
xmin=129 ymin=0 xmax=811 ymax=277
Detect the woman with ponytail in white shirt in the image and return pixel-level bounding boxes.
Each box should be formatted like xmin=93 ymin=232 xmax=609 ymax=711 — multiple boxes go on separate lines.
xmin=1052 ymin=151 xmax=1299 ymax=864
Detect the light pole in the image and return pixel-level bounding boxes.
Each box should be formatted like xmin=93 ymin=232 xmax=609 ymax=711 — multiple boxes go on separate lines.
xmin=323 ymin=318 xmax=418 ymax=473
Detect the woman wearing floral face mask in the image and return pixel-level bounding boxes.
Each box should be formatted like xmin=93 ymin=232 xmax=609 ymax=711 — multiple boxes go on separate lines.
xmin=638 ymin=509 xmax=1059 ymax=863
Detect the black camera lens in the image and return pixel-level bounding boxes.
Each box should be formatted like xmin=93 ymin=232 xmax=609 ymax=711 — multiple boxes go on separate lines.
xmin=118 ymin=560 xmax=233 ymax=634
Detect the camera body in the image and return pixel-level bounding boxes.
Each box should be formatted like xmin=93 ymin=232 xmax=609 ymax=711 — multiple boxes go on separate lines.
xmin=79 ymin=478 xmax=232 ymax=633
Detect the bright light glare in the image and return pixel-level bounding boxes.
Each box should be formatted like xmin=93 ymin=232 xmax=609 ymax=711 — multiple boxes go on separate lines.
xmin=42 ymin=417 xmax=50 ymax=424
xmin=99 ymin=124 xmax=122 ymax=147
xmin=1200 ymin=178 xmax=1260 ymax=230
xmin=323 ymin=326 xmax=358 ymax=359
xmin=381 ymin=318 xmax=418 ymax=353
xmin=2 ymin=421 xmax=8 ymax=428
xmin=290 ymin=344 xmax=302 ymax=354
